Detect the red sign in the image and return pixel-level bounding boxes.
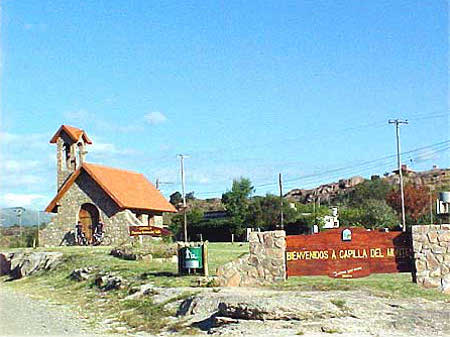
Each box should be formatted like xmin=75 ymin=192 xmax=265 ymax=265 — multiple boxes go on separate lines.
xmin=286 ymin=227 xmax=412 ymax=278
xmin=129 ymin=226 xmax=172 ymax=237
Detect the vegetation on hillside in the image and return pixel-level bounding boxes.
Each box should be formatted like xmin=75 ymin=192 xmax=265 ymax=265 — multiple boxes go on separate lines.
xmin=168 ymin=174 xmax=449 ymax=240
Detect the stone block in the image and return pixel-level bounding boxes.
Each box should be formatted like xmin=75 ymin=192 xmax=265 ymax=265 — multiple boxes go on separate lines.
xmin=248 ymin=232 xmax=259 ymax=243
xmin=412 ymin=226 xmax=428 ymax=234
xmin=412 ymin=233 xmax=425 ymax=242
xmin=226 ymin=272 xmax=242 ymax=287
xmin=429 ymin=267 xmax=441 ymax=278
xmin=415 ymin=260 xmax=427 ymax=273
xmin=422 ymin=277 xmax=441 ymax=289
xmin=264 ymin=234 xmax=274 ymax=248
xmin=427 ymin=232 xmax=439 ymax=243
xmin=426 ymin=251 xmax=440 ymax=270
xmin=274 ymin=237 xmax=286 ymax=249
xmin=412 ymin=242 xmax=423 ymax=253
xmin=442 ymin=283 xmax=450 ymax=295
xmin=431 ymin=245 xmax=445 ymax=254
xmin=273 ymin=230 xmax=286 ymax=238
xmin=443 ymin=254 xmax=450 ymax=264
xmin=438 ymin=231 xmax=450 ymax=242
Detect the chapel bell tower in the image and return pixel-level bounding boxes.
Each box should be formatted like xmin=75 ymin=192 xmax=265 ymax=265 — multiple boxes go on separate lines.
xmin=49 ymin=125 xmax=92 ymax=191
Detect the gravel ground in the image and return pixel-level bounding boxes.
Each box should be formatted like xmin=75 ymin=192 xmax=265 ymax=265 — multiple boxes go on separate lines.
xmin=1 ymin=284 xmax=448 ymax=337
xmin=0 ymin=286 xmax=105 ymax=337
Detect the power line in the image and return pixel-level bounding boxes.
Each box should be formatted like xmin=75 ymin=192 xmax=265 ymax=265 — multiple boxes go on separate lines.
xmin=143 ymin=110 xmax=449 ymax=169
xmin=193 ymin=141 xmax=449 ymax=197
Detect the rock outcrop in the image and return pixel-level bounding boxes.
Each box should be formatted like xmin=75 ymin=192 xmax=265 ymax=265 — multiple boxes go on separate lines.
xmin=176 ymin=288 xmax=450 ymax=336
xmin=0 ymin=251 xmax=63 ymax=280
xmin=285 ymin=168 xmax=449 ymax=204
xmin=285 ymin=176 xmax=364 ymax=204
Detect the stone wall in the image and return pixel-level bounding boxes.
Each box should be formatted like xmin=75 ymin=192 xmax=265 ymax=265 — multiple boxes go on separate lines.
xmin=412 ymin=224 xmax=450 ymax=294
xmin=217 ymin=230 xmax=286 ymax=287
xmin=40 ymin=171 xmax=141 ymax=247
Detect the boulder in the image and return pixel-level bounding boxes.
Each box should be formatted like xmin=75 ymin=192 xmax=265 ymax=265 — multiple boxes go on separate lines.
xmin=95 ymin=273 xmax=124 ymax=291
xmin=70 ymin=267 xmax=95 ymax=281
xmin=1 ymin=251 xmax=63 ymax=280
xmin=110 ymin=248 xmax=138 ymax=260
xmin=0 ymin=253 xmax=12 ymax=275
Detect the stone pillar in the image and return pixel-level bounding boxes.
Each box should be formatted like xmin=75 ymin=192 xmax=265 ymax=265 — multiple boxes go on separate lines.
xmin=412 ymin=224 xmax=450 ymax=294
xmin=56 ymin=138 xmax=73 ymax=191
xmin=141 ymin=214 xmax=149 ymax=226
xmin=217 ymin=230 xmax=286 ymax=287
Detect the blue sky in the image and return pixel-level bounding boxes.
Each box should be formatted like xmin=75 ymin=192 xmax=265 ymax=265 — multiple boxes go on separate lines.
xmin=0 ymin=1 xmax=448 ymax=210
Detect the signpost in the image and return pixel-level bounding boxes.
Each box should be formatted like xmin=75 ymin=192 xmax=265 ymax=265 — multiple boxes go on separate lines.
xmin=286 ymin=227 xmax=413 ymax=278
xmin=129 ymin=226 xmax=172 ymax=237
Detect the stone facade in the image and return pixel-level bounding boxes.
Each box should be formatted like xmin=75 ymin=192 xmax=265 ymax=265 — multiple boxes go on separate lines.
xmin=40 ymin=171 xmax=161 ymax=247
xmin=412 ymin=224 xmax=450 ymax=294
xmin=217 ymin=230 xmax=286 ymax=287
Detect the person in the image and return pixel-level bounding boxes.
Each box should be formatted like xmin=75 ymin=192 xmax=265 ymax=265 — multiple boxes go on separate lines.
xmin=92 ymin=221 xmax=104 ymax=244
xmin=97 ymin=221 xmax=104 ymax=235
xmin=75 ymin=221 xmax=83 ymax=244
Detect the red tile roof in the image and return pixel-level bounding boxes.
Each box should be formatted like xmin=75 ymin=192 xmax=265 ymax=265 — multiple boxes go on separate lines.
xmin=50 ymin=125 xmax=92 ymax=144
xmin=45 ymin=163 xmax=177 ymax=213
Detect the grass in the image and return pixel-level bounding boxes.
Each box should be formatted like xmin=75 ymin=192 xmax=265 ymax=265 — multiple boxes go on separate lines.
xmin=2 ymin=241 xmax=448 ymax=335
xmin=330 ymin=299 xmax=346 ymax=309
xmin=278 ymin=273 xmax=450 ymax=301
xmin=0 ymin=242 xmax=248 ymax=334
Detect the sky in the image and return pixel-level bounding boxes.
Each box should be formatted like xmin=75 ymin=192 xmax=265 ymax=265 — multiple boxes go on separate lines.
xmin=0 ymin=0 xmax=448 ymax=210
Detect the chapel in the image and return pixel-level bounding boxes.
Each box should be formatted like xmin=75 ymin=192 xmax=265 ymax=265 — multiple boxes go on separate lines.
xmin=40 ymin=125 xmax=176 ymax=246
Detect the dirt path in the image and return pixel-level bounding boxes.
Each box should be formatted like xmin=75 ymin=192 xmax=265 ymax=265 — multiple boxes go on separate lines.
xmin=0 ymin=286 xmax=104 ymax=337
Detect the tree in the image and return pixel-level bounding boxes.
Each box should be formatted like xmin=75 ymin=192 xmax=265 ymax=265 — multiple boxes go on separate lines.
xmin=340 ymin=200 xmax=398 ymax=230
xmin=169 ymin=208 xmax=204 ymax=239
xmin=246 ymin=194 xmax=298 ymax=231
xmin=348 ymin=178 xmax=392 ymax=206
xmin=339 ymin=206 xmax=365 ymax=227
xmin=360 ymin=199 xmax=399 ymax=229
xmin=186 ymin=191 xmax=195 ymax=201
xmin=386 ymin=185 xmax=429 ymax=223
xmin=221 ymin=178 xmax=254 ymax=237
xmin=169 ymin=191 xmax=183 ymax=206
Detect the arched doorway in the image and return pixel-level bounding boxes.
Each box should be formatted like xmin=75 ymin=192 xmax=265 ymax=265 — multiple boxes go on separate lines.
xmin=78 ymin=203 xmax=99 ymax=242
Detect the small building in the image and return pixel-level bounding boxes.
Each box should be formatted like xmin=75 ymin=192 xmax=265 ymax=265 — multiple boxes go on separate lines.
xmin=40 ymin=125 xmax=176 ymax=246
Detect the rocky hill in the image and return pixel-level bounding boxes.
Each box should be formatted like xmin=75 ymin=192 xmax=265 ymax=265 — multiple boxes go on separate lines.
xmin=285 ymin=167 xmax=449 ymax=204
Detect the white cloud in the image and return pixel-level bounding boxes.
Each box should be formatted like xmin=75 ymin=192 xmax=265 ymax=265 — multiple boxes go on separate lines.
xmin=0 ymin=193 xmax=47 ymax=207
xmin=0 ymin=131 xmax=48 ymax=149
xmin=63 ymin=109 xmax=144 ymax=133
xmin=88 ymin=141 xmax=138 ymax=158
xmin=24 ymin=23 xmax=48 ymax=32
xmin=0 ymin=159 xmax=40 ymax=172
xmin=145 ymin=112 xmax=167 ymax=125
xmin=63 ymin=109 xmax=89 ymax=126
xmin=0 ymin=173 xmax=42 ymax=187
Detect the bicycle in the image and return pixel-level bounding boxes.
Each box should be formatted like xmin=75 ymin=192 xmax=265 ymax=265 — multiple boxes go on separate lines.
xmin=92 ymin=231 xmax=112 ymax=246
xmin=77 ymin=232 xmax=89 ymax=246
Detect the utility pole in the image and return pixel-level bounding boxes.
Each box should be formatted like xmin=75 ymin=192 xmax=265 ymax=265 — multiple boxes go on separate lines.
xmin=14 ymin=208 xmax=23 ymax=244
xmin=388 ymin=119 xmax=408 ymax=232
xmin=37 ymin=210 xmax=40 ymax=247
xmin=279 ymin=173 xmax=284 ymax=230
xmin=178 ymin=154 xmax=189 ymax=242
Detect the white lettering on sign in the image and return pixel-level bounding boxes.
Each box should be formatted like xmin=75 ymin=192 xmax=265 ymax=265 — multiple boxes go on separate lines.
xmin=185 ymin=250 xmax=197 ymax=260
